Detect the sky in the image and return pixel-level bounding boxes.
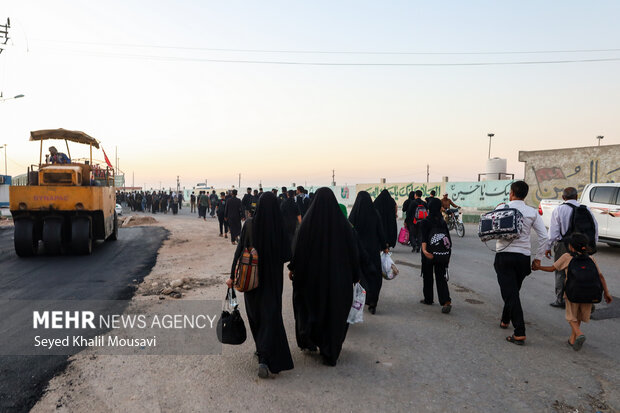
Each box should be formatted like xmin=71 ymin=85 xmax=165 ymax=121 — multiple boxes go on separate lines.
xmin=0 ymin=1 xmax=619 ymax=190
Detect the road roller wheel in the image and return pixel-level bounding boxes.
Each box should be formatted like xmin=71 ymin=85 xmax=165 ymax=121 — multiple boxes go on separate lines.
xmin=14 ymin=219 xmax=38 ymax=257
xmin=71 ymin=217 xmax=92 ymax=255
xmin=42 ymin=218 xmax=63 ymax=255
xmin=107 ymin=212 xmax=118 ymax=241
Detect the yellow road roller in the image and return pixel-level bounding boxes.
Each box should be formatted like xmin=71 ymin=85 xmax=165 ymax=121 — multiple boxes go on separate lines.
xmin=9 ymin=129 xmax=118 ymax=256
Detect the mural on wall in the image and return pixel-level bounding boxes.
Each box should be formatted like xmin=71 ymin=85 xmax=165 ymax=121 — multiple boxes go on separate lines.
xmin=527 ymin=159 xmax=620 ymax=205
xmin=356 ymin=182 xmax=444 ymax=207
xmin=520 ymin=143 xmax=620 ymax=206
xmin=446 ymin=180 xmax=513 ymax=209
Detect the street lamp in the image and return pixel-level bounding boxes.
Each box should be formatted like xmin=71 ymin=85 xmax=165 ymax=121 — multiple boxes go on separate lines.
xmin=487 ymin=133 xmax=495 ymax=159
xmin=596 ymin=135 xmax=604 ymax=146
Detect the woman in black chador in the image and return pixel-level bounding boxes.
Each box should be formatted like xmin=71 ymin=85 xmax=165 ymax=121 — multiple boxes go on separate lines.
xmin=373 ymin=189 xmax=398 ymax=248
xmin=288 ymin=187 xmax=360 ymax=366
xmin=349 ymin=191 xmax=388 ymax=314
xmin=229 ymin=192 xmax=293 ymax=378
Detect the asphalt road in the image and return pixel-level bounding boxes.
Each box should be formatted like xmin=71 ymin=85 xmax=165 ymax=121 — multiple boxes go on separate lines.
xmin=379 ymin=222 xmax=620 ymax=410
xmin=0 ymin=225 xmax=167 ymax=413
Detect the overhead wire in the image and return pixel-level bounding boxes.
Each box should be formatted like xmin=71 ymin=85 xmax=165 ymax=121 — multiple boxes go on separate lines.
xmin=29 ymin=39 xmax=620 ymax=56
xmin=29 ymin=48 xmax=620 ymax=66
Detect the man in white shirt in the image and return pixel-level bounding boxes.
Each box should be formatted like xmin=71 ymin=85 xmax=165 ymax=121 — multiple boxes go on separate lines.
xmin=545 ymin=187 xmax=598 ymax=308
xmin=494 ymin=181 xmax=548 ymax=346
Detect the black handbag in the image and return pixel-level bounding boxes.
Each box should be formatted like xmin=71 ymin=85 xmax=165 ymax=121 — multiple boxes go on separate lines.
xmin=216 ymin=288 xmax=247 ymax=345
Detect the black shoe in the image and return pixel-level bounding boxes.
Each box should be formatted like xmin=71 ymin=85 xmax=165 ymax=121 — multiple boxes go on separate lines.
xmin=420 ymin=299 xmax=433 ymax=305
xmin=258 ymin=363 xmax=269 ymax=378
xmin=441 ymin=304 xmax=452 ymax=314
xmin=549 ymin=302 xmax=565 ymax=308
xmin=368 ymin=306 xmax=376 ymax=314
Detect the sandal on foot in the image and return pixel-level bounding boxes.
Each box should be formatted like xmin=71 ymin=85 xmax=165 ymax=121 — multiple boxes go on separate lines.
xmin=500 ymin=322 xmax=509 ymax=329
xmin=506 ymin=335 xmax=525 ymax=346
xmin=573 ymin=335 xmax=586 ymax=351
xmin=441 ymin=304 xmax=452 ymax=314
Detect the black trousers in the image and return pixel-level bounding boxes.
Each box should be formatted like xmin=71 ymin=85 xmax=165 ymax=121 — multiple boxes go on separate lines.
xmin=421 ymin=255 xmax=451 ymax=305
xmin=218 ymin=215 xmax=229 ymax=234
xmin=494 ymin=252 xmax=531 ymax=337
xmin=411 ymin=223 xmax=422 ymax=248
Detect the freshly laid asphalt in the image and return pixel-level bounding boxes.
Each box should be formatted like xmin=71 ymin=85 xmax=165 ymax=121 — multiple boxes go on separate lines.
xmin=0 ymin=225 xmax=168 ymax=413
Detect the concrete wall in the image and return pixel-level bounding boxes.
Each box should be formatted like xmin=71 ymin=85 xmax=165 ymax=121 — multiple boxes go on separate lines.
xmin=355 ymin=182 xmax=444 ymax=208
xmin=446 ymin=180 xmax=513 ymax=209
xmin=519 ymin=144 xmax=620 ymax=206
xmin=330 ymin=185 xmax=357 ymax=207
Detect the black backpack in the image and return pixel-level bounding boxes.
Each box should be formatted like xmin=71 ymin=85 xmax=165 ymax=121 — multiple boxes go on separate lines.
xmin=562 ymin=203 xmax=597 ymax=254
xmin=565 ymin=255 xmax=603 ymax=304
xmin=428 ymin=223 xmax=451 ymax=265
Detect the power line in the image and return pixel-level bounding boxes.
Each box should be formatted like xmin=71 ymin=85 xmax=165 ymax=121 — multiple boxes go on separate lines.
xmin=34 ymin=49 xmax=620 ymax=66
xmin=30 ymin=38 xmax=620 ymax=56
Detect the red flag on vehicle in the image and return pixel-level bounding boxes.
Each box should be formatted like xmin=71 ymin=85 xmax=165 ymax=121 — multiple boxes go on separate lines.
xmin=101 ymin=147 xmax=114 ymax=169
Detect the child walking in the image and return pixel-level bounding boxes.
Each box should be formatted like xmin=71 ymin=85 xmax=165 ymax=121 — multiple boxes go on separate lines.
xmin=533 ymin=233 xmax=612 ymax=351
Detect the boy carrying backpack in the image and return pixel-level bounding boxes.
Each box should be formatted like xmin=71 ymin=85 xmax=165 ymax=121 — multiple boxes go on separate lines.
xmin=419 ymin=198 xmax=452 ymax=314
xmin=405 ymin=190 xmax=428 ymax=253
xmin=534 ymin=233 xmax=612 ymax=351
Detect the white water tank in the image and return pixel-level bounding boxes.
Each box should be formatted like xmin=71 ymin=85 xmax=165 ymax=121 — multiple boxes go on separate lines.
xmin=484 ymin=157 xmax=507 ymax=181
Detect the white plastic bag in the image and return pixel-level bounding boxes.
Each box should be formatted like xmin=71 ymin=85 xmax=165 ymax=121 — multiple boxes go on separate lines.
xmin=347 ymin=283 xmax=366 ymax=324
xmin=381 ymin=252 xmax=398 ymax=280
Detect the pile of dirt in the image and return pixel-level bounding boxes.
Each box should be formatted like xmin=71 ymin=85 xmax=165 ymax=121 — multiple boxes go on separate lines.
xmin=138 ymin=276 xmax=221 ymax=298
xmin=121 ymin=215 xmax=158 ymax=227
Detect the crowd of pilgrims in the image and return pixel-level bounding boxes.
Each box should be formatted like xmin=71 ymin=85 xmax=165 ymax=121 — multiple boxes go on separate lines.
xmin=224 ymin=185 xmax=452 ymax=379
xmin=116 ymin=191 xmax=184 ymax=215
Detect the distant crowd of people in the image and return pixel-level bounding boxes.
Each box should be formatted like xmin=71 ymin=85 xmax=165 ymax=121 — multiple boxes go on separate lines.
xmin=116 ymin=191 xmax=184 ymax=215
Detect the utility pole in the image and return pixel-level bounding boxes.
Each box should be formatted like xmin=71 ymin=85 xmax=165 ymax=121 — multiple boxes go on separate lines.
xmin=597 ymin=135 xmax=604 ymax=146
xmin=426 ymin=164 xmax=430 ymax=183
xmin=2 ymin=144 xmax=6 ymax=176
xmin=332 ymin=169 xmax=336 ymax=186
xmin=115 ymin=146 xmax=118 ymax=173
xmin=176 ymin=176 xmax=180 ymax=193
xmin=238 ymin=173 xmax=241 ymax=188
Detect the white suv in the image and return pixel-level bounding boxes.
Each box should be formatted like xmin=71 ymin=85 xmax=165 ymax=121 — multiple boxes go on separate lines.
xmin=584 ymin=183 xmax=620 ymax=246
xmin=538 ymin=183 xmax=620 ymax=247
